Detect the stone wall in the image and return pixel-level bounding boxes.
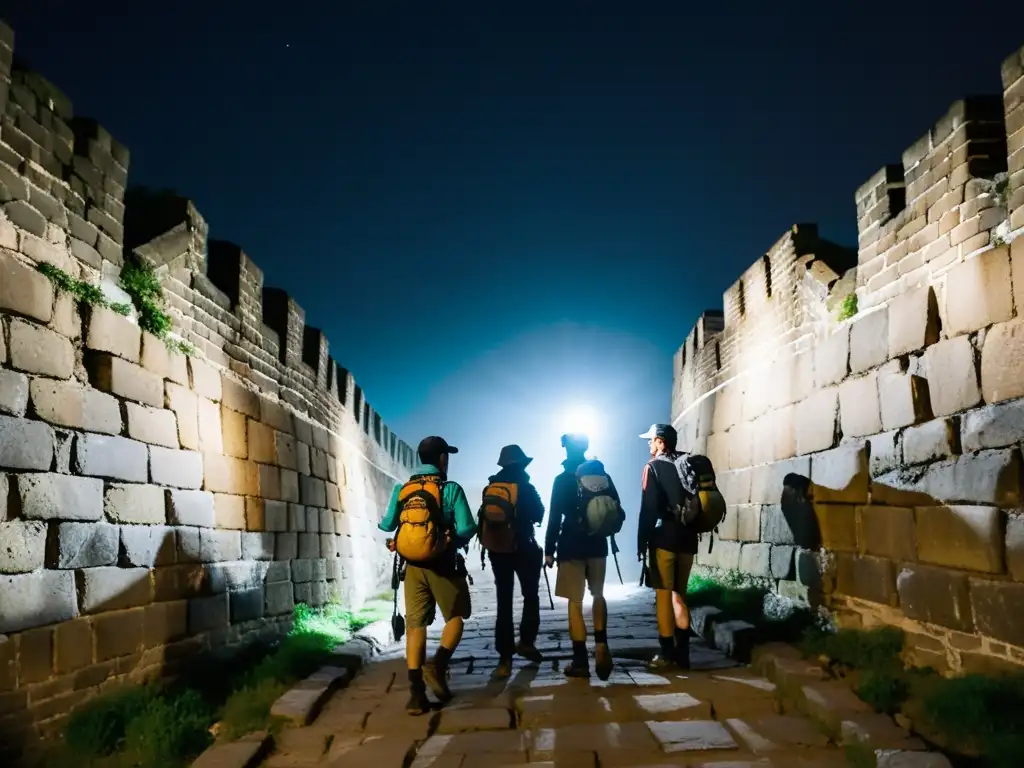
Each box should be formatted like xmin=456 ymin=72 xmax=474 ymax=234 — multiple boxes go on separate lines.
xmin=672 ymin=43 xmax=1024 ymax=675
xmin=0 ymin=19 xmax=412 ymax=752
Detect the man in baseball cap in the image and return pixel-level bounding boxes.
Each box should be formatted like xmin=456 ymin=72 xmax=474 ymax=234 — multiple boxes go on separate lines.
xmin=379 ymin=435 xmax=476 ymax=714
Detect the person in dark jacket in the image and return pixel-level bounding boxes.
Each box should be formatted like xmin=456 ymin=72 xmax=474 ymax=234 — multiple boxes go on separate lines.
xmin=481 ymin=444 xmax=546 ymax=679
xmin=544 ymin=432 xmax=623 ymax=680
xmin=637 ymin=423 xmax=700 ymax=670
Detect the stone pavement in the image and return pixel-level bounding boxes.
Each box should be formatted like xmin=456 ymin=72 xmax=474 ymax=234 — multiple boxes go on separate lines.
xmin=260 ymin=560 xmax=928 ymax=767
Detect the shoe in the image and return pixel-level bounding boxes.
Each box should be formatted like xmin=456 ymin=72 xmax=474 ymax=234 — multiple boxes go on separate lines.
xmin=564 ymin=660 xmax=591 ymax=678
xmin=675 ymin=632 xmax=691 ymax=670
xmin=406 ymin=687 xmax=430 ymax=715
xmin=422 ymin=662 xmax=453 ymax=703
xmin=595 ymin=644 xmax=613 ymax=681
xmin=516 ymin=643 xmax=543 ymax=664
xmin=647 ymin=654 xmax=677 ymax=672
xmin=492 ymin=657 xmax=513 ymax=679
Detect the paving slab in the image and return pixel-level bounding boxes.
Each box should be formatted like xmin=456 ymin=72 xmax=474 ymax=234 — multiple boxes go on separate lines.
xmin=191 ymin=731 xmax=270 ymax=768
xmin=270 ymin=666 xmax=349 ymax=726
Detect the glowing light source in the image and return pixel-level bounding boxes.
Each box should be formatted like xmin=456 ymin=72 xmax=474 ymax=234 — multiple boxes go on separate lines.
xmin=561 ymin=404 xmax=599 ymax=443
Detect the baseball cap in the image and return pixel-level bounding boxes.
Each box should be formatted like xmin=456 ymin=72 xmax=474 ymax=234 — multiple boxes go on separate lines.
xmin=639 ymin=423 xmax=677 ymax=443
xmin=417 ymin=436 xmax=459 ymax=460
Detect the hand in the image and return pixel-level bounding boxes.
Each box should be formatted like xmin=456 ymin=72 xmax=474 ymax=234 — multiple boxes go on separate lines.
xmin=637 ymin=550 xmax=644 ymax=563
xmin=544 ymin=555 xmax=555 ymax=568
xmin=386 ymin=538 xmax=396 ymax=552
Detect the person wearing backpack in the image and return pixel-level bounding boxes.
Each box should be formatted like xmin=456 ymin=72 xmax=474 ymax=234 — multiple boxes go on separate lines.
xmin=379 ymin=436 xmax=477 ymax=715
xmin=637 ymin=423 xmax=726 ymax=671
xmin=544 ymin=432 xmax=625 ymax=681
xmin=478 ymin=444 xmax=546 ymax=679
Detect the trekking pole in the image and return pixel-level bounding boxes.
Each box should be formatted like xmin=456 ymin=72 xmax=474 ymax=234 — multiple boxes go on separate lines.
xmin=610 ymin=535 xmax=624 ymax=586
xmin=542 ymin=564 xmax=554 ymax=610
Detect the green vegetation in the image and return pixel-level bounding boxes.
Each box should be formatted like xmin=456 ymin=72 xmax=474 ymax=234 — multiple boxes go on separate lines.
xmin=37 ymin=601 xmax=387 ymax=768
xmin=836 ymin=292 xmax=858 ymax=322
xmin=800 ymin=625 xmax=1024 ymax=768
xmin=36 ymin=264 xmax=131 ymax=316
xmin=118 ymin=258 xmax=195 ymax=355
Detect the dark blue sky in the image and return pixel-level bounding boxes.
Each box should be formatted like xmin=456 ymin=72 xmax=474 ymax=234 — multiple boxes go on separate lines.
xmin=8 ymin=2 xmax=1024 ymax=537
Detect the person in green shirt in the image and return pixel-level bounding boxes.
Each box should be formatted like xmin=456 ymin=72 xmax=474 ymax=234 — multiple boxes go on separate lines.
xmin=379 ymin=436 xmax=477 ymax=715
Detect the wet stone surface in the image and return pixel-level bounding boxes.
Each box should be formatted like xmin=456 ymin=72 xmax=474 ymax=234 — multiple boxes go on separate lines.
xmin=259 ymin=571 xmax=952 ymax=768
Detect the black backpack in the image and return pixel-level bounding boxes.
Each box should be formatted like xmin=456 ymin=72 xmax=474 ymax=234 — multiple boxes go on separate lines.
xmin=660 ymin=452 xmax=726 ymax=534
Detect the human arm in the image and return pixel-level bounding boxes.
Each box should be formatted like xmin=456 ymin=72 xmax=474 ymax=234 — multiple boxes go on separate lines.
xmin=520 ymin=481 xmax=546 ymax=527
xmin=637 ymin=463 xmax=660 ymax=556
xmin=447 ymin=482 xmax=478 ymax=545
xmin=377 ymin=483 xmax=402 ymax=533
xmin=544 ymin=476 xmax=565 ymax=559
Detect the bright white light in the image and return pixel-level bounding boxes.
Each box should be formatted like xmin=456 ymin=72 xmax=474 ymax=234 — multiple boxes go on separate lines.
xmin=561 ymin=404 xmax=598 ymax=443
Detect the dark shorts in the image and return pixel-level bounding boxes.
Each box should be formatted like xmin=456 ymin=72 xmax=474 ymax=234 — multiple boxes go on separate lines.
xmin=646 ymin=547 xmax=695 ymax=593
xmin=404 ymin=564 xmax=471 ymax=629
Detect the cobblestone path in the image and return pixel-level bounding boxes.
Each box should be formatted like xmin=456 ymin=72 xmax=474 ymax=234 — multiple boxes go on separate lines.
xmin=262 ymin=564 xmax=936 ymax=767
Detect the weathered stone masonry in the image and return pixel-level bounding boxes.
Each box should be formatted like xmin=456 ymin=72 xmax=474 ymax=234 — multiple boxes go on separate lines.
xmin=673 ymin=45 xmax=1024 ymax=676
xmin=0 ymin=19 xmax=413 ymax=748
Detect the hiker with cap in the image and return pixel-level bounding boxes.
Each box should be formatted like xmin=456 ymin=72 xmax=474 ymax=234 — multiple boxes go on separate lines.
xmin=477 ymin=444 xmax=546 ymax=679
xmin=544 ymin=432 xmax=625 ymax=680
xmin=638 ymin=423 xmax=701 ymax=670
xmin=380 ymin=436 xmax=477 ymax=715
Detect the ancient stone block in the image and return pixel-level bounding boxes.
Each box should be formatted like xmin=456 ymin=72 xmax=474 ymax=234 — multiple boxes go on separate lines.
xmin=298 ymin=532 xmax=321 ymax=560
xmin=888 ymin=285 xmax=940 ymax=358
xmin=319 ymin=534 xmax=336 ymax=558
xmin=318 ymin=508 xmax=334 ymax=534
xmin=0 ymin=570 xmax=77 ymax=634
xmin=203 ymin=453 xmax=257 ymax=496
xmin=0 ymin=520 xmax=46 ymax=573
xmin=231 ymin=588 xmax=265 ymax=623
xmin=214 ymin=494 xmax=246 ymax=530
xmin=200 ymin=529 xmax=241 ymax=562
xmin=0 ymin=369 xmax=28 ymax=417
xmin=166 ymin=383 xmax=199 ymax=450
xmin=150 ymin=445 xmax=203 ymax=490
xmin=836 ymin=554 xmax=897 ymax=606
xmin=260 ymin=397 xmax=293 ymax=434
xmin=89 ymin=353 xmax=163 ymax=407
xmin=30 ymin=378 xmax=121 ymax=434
xmin=304 ymin=506 xmax=320 ymax=533
xmin=970 ymin=579 xmax=1024 ymax=647
xmin=944 ymin=246 xmax=1014 ymax=337
xmin=265 ymin=582 xmax=295 ymax=615
xmin=206 ymin=561 xmax=269 ymax=593
xmin=9 ymin=318 xmax=73 ymax=378
xmin=197 ymin=397 xmax=223 ymax=453
xmin=0 ymin=414 xmax=54 ymax=470
xmin=49 ymin=521 xmax=118 ymax=568
xmin=220 ymin=406 xmax=247 ymax=459
xmin=120 ymin=524 xmax=175 ymax=567
xmin=325 ymin=481 xmax=341 ymax=512
xmin=849 ymin=308 xmax=889 ymax=374
xmin=813 ymin=503 xmax=857 ymax=552
xmin=17 ymin=626 xmax=54 ymax=685
xmin=86 ymin=305 xmax=140 ymax=362
xmin=0 ymin=249 xmax=53 ymax=322
xmin=300 ymin=475 xmax=327 ymax=507
xmin=74 ymin=433 xmax=148 ymax=481
xmin=874 ymin=448 xmax=1021 ymax=507
xmin=857 ymin=506 xmax=916 ymax=562
xmin=265 ymin=500 xmax=287 ymax=532
xmin=166 ymin=489 xmax=215 ymax=527
xmin=879 ymin=373 xmax=930 ymax=431
xmin=732 ymin=504 xmax=759 ymax=542
xmin=188 ymin=358 xmax=221 ymax=401
xmin=126 ymin=401 xmax=179 ymax=448
xmin=727 ymin=421 xmax=754 ymax=469
xmin=296 ymin=441 xmax=311 ymax=476
xmin=275 ymin=532 xmax=298 ymax=561
xmin=221 ymin=376 xmax=259 ymax=418
xmin=244 ymin=497 xmax=265 ymax=531
xmin=247 ymin=419 xmax=275 ymax=463
xmin=980 ymin=317 xmax=1024 ymax=404
xmin=795 ymin=387 xmax=838 ymax=455
xmin=294 ymin=582 xmax=312 ymax=604
xmin=839 ymin=372 xmax=881 ymax=438
xmin=241 ymin=532 xmax=275 ymax=561
xmin=77 ymin=566 xmax=153 ymax=614
xmin=811 ymin=443 xmax=869 ymax=504
xmin=280 ymin=469 xmax=299 ymax=502
xmin=897 ymin=565 xmax=973 ymax=632
xmin=311 ymin=447 xmax=330 ymax=479
xmin=105 ymin=483 xmax=165 ymax=524
xmin=903 ymin=417 xmax=958 ymax=465
xmin=915 ymin=505 xmax=1004 ymax=573
xmin=961 ymin=399 xmax=1024 ymax=453
xmin=19 ymin=472 xmax=103 ymax=521
xmin=275 ymin=432 xmax=298 ymax=471
xmin=55 ymin=618 xmax=94 ymax=674
xmin=143 ymin=600 xmax=187 ymax=648
xmin=140 ymin=333 xmax=188 ymax=384
xmin=188 ymin=593 xmax=229 ymax=633
xmin=153 ymin=562 xmax=204 ymax=601
xmin=923 ymin=336 xmax=980 ymax=417
xmin=868 ymin=430 xmax=901 ymax=477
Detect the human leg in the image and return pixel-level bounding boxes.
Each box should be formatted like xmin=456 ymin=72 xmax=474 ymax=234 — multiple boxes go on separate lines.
xmin=490 ymin=552 xmax=516 ymax=674
xmin=403 ymin=567 xmax=436 ymax=714
xmin=422 ymin=569 xmax=471 ymax=702
xmin=555 ymin=560 xmax=590 ymax=677
xmin=515 ymin=542 xmax=543 ymax=663
xmin=585 ymin=557 xmax=613 ymax=681
xmin=673 ymin=553 xmax=695 ymax=668
xmin=647 ymin=548 xmax=680 ymax=670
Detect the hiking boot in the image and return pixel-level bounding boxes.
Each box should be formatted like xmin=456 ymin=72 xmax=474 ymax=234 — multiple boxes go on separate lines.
xmin=564 ymin=659 xmax=591 ymax=678
xmin=422 ymin=662 xmax=453 ymax=703
xmin=647 ymin=654 xmax=677 ymax=672
xmin=516 ymin=643 xmax=543 ymax=664
xmin=406 ymin=687 xmax=430 ymax=715
xmin=492 ymin=657 xmax=513 ymax=680
xmin=595 ymin=644 xmax=613 ymax=681
xmin=675 ymin=631 xmax=691 ymax=670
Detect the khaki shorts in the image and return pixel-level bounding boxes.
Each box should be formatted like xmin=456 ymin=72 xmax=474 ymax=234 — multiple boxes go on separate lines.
xmin=646 ymin=548 xmax=694 ymax=593
xmin=404 ymin=564 xmax=471 ymax=629
xmin=555 ymin=557 xmax=606 ymax=603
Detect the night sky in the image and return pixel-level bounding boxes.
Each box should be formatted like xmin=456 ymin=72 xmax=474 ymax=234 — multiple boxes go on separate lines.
xmin=7 ymin=2 xmax=1024 ymax=557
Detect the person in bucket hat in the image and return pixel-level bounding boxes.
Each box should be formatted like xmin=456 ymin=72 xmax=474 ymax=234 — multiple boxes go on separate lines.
xmin=477 ymin=444 xmax=546 ymax=679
